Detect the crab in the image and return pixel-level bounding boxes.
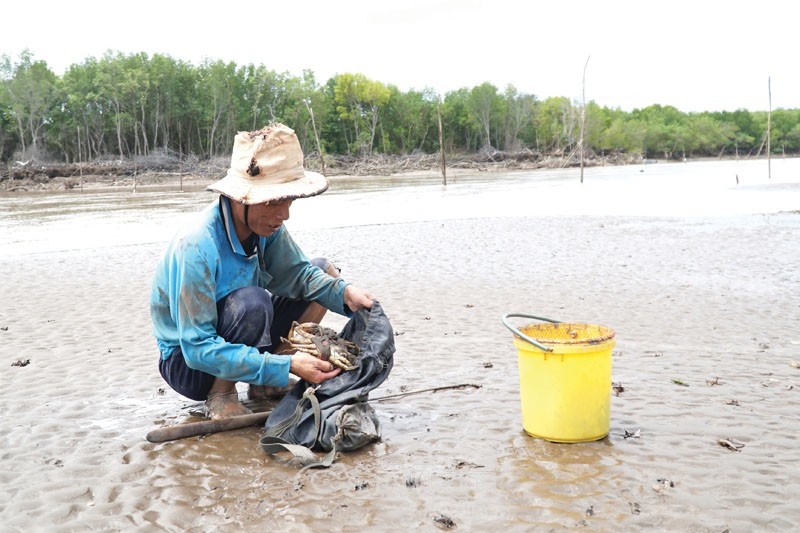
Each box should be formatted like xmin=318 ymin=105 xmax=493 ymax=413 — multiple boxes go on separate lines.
xmin=281 ymin=321 xmax=360 ymax=371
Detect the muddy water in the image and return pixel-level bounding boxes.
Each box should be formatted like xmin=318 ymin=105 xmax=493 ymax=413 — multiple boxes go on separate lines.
xmin=2 ymin=157 xmax=799 ymax=257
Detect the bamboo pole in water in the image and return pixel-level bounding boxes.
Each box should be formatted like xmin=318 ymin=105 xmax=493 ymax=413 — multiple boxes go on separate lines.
xmin=77 ymin=125 xmax=83 ymax=193
xmin=306 ymin=100 xmax=326 ymax=176
xmin=580 ymin=56 xmax=590 ymax=183
xmin=437 ymin=97 xmax=447 ymax=186
xmin=767 ymin=76 xmax=772 ymax=179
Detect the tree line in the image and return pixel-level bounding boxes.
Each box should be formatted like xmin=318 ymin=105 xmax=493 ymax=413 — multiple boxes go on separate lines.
xmin=2 ymin=49 xmax=799 ymax=167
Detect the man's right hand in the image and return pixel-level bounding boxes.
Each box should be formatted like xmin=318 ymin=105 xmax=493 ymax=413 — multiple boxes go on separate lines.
xmin=288 ymin=351 xmax=342 ymax=384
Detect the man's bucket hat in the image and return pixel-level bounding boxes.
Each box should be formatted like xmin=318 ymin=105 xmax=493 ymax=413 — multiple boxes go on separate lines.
xmin=207 ymin=123 xmax=328 ymax=204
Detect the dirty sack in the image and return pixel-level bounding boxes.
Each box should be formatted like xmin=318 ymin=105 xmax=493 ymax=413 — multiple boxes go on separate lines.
xmin=259 ymin=300 xmax=395 ymax=469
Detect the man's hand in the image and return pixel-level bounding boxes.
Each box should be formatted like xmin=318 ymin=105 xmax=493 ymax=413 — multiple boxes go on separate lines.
xmin=344 ymin=284 xmax=374 ymax=312
xmin=289 ymin=351 xmax=342 ymax=384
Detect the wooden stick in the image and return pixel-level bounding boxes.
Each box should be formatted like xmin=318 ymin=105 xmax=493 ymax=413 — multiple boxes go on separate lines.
xmin=370 ymin=383 xmax=481 ymax=402
xmin=579 ymin=55 xmax=590 ymax=184
xmin=147 ymin=383 xmax=481 ymax=443
xmin=767 ymin=76 xmax=772 ymax=180
xmin=146 ymin=411 xmax=272 ymax=443
xmin=437 ymin=96 xmax=447 ymax=186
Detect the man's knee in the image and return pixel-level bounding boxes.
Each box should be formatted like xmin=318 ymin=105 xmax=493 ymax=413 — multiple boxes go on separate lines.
xmin=219 ymin=286 xmax=272 ymax=315
xmin=216 ymin=286 xmax=274 ymax=345
xmin=312 ymin=257 xmax=341 ymax=278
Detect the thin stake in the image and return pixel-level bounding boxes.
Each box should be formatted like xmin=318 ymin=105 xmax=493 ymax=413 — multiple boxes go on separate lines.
xmin=767 ymin=75 xmax=772 ymax=179
xmin=371 ymin=383 xmax=481 ymax=402
xmin=437 ymin=96 xmax=447 ymax=186
xmin=147 ymin=384 xmax=482 ymax=442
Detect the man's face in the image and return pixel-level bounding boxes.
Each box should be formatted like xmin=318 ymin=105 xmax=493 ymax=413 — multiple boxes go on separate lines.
xmin=245 ymin=199 xmax=294 ymax=236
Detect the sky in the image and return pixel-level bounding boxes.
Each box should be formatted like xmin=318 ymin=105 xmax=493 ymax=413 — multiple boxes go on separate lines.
xmin=2 ymin=0 xmax=797 ymax=113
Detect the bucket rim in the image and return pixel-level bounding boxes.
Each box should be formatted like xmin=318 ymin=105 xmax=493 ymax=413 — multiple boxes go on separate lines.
xmin=502 ymin=313 xmax=615 ymax=350
xmin=518 ymin=322 xmax=616 ymax=347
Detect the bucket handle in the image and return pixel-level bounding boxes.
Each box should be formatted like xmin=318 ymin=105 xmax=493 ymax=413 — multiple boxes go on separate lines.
xmin=501 ymin=313 xmax=561 ymax=352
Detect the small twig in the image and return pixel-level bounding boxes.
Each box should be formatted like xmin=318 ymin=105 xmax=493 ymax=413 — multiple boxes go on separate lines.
xmin=718 ymin=438 xmax=745 ymax=452
xmin=371 ymin=383 xmax=481 ymax=402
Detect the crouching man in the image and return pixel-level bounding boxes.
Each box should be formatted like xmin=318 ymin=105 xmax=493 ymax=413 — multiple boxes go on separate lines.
xmin=150 ymin=123 xmax=373 ymax=419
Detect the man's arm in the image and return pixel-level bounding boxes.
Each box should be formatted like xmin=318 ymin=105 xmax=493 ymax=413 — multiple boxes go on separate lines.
xmin=260 ymin=227 xmax=350 ymax=314
xmin=168 ymin=237 xmax=293 ymax=386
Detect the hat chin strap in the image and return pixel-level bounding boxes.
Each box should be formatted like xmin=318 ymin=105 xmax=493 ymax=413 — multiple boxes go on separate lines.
xmin=243 ymin=204 xmax=253 ymax=234
xmin=243 ymin=203 xmax=258 ymax=241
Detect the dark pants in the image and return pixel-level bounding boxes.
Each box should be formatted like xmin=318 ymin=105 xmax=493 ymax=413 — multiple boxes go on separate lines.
xmin=159 ymin=257 xmax=329 ymax=401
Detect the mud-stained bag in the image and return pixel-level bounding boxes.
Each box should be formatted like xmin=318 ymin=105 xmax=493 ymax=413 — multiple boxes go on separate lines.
xmin=259 ymin=300 xmax=395 ymax=469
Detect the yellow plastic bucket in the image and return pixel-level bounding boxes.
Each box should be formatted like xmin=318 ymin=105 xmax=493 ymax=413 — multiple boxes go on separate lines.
xmin=502 ymin=314 xmax=616 ymax=443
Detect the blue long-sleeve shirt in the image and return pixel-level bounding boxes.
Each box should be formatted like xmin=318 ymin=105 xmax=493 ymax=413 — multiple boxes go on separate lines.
xmin=150 ymin=196 xmax=349 ymax=386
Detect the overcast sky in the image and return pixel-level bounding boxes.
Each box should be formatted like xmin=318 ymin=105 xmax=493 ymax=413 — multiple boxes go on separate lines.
xmin=3 ymin=0 xmax=796 ymax=113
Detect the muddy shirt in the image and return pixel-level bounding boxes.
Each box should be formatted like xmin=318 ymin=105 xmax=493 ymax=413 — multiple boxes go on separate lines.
xmin=150 ymin=196 xmax=349 ymax=386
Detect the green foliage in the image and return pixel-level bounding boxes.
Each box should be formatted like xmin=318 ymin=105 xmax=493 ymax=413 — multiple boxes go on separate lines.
xmin=3 ymin=50 xmax=61 ymax=159
xmin=468 ymin=82 xmax=501 ymax=148
xmin=533 ymin=97 xmax=575 ymax=153
xmin=502 ymin=85 xmax=536 ymax=151
xmin=332 ymin=73 xmax=391 ymax=155
xmin=0 ymin=56 xmax=18 ymax=160
xmin=441 ymin=88 xmax=474 ymax=151
xmin=380 ymin=86 xmax=437 ymax=153
xmin=1 ymin=49 xmax=799 ymax=165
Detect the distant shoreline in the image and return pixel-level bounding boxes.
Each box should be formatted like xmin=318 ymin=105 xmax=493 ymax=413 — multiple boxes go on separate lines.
xmin=1 ymin=153 xmax=793 ymax=195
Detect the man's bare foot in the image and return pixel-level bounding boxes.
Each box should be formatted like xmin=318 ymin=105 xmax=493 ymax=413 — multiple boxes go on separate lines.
xmin=247 ymin=378 xmax=299 ymax=401
xmin=204 ymin=391 xmax=253 ymax=420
